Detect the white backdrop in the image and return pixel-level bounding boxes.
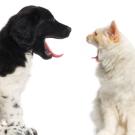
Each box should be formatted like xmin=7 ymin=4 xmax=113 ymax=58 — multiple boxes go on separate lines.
xmin=0 ymin=0 xmax=135 ymax=135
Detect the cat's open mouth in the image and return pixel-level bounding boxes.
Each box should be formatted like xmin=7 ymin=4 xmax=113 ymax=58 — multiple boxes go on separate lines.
xmin=92 ymin=50 xmax=99 ymax=62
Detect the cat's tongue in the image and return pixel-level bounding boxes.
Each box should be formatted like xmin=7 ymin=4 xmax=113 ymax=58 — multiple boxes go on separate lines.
xmin=91 ymin=50 xmax=99 ymax=62
xmin=92 ymin=56 xmax=98 ymax=61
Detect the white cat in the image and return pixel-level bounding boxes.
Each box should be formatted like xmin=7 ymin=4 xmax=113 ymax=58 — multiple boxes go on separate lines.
xmin=87 ymin=21 xmax=135 ymax=135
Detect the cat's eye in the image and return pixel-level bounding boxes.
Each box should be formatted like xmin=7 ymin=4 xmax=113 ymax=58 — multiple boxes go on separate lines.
xmin=94 ymin=31 xmax=98 ymax=36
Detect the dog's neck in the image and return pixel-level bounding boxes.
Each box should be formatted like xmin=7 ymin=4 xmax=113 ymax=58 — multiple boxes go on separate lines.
xmin=0 ymin=29 xmax=32 ymax=77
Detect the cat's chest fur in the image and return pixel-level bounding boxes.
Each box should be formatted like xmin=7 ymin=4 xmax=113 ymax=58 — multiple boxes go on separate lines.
xmin=96 ymin=49 xmax=135 ymax=106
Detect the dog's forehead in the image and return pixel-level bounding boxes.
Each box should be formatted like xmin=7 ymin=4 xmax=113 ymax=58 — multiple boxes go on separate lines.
xmin=18 ymin=6 xmax=53 ymax=18
xmin=18 ymin=6 xmax=36 ymax=14
xmin=38 ymin=7 xmax=54 ymax=18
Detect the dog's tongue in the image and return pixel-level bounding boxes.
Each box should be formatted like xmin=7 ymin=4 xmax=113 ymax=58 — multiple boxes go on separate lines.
xmin=44 ymin=42 xmax=63 ymax=58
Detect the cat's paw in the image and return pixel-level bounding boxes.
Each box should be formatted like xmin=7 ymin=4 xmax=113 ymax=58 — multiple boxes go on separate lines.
xmin=97 ymin=130 xmax=113 ymax=135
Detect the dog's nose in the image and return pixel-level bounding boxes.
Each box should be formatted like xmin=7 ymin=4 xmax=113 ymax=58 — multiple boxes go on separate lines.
xmin=67 ymin=26 xmax=71 ymax=33
xmin=62 ymin=26 xmax=71 ymax=37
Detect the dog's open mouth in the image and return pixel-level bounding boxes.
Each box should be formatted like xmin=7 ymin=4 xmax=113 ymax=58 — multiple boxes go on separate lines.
xmin=44 ymin=41 xmax=64 ymax=58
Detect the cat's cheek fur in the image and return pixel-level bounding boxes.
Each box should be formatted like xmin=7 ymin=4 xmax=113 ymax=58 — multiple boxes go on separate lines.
xmin=87 ymin=34 xmax=94 ymax=43
xmin=87 ymin=34 xmax=98 ymax=46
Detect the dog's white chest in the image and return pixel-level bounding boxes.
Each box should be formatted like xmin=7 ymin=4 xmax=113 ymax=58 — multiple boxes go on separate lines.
xmin=0 ymin=54 xmax=32 ymax=97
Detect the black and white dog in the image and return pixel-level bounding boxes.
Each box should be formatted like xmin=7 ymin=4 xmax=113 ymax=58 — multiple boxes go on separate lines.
xmin=0 ymin=6 xmax=71 ymax=135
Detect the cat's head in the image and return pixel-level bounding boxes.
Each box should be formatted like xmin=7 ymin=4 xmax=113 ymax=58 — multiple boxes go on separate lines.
xmin=87 ymin=21 xmax=120 ymax=49
xmin=86 ymin=21 xmax=123 ymax=62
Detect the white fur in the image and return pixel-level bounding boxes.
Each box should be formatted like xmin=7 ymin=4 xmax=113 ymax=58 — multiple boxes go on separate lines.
xmin=0 ymin=53 xmax=32 ymax=125
xmin=92 ymin=34 xmax=135 ymax=135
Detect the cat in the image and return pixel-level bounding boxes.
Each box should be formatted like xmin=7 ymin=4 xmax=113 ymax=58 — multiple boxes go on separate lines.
xmin=86 ymin=21 xmax=135 ymax=135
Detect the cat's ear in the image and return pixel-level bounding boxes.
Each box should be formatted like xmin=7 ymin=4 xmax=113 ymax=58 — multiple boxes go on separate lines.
xmin=108 ymin=21 xmax=120 ymax=42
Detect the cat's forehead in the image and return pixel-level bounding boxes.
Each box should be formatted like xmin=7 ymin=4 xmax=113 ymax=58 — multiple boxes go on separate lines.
xmin=94 ymin=28 xmax=108 ymax=37
xmin=95 ymin=27 xmax=107 ymax=33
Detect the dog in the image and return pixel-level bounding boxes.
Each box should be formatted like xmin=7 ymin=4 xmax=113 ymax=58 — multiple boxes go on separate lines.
xmin=0 ymin=5 xmax=71 ymax=135
xmin=87 ymin=21 xmax=135 ymax=135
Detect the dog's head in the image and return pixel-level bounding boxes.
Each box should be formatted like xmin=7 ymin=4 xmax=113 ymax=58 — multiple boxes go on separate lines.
xmin=6 ymin=6 xmax=71 ymax=59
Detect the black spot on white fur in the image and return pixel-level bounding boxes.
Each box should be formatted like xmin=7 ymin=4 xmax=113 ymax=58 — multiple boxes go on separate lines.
xmin=4 ymin=129 xmax=8 ymax=134
xmin=1 ymin=96 xmax=8 ymax=99
xmin=13 ymin=103 xmax=20 ymax=108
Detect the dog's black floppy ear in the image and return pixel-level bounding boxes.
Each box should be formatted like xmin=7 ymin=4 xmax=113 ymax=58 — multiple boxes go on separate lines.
xmin=10 ymin=14 xmax=39 ymax=51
